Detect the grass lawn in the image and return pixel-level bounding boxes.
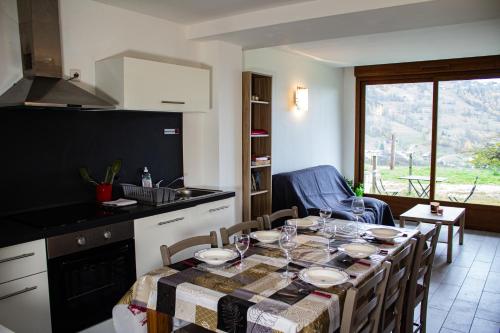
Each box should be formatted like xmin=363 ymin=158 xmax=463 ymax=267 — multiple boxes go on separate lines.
xmin=364 ymin=165 xmax=499 ymax=205
xmin=375 ymin=166 xmax=499 ymax=185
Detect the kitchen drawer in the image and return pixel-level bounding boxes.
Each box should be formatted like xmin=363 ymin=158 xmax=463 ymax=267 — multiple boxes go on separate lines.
xmin=196 ymin=198 xmax=235 ymax=244
xmin=0 ymin=272 xmax=51 ymax=333
xmin=0 ymin=239 xmax=47 ymax=284
xmin=134 ymin=208 xmax=194 ymax=276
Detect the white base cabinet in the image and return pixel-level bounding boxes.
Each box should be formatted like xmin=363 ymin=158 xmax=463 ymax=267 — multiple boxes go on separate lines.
xmin=195 ymin=198 xmax=236 ymax=246
xmin=0 ymin=240 xmax=51 ymax=333
xmin=134 ymin=197 xmax=235 ymax=276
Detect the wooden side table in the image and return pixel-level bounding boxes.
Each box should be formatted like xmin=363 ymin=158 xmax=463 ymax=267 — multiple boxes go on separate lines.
xmin=400 ymin=204 xmax=465 ymax=263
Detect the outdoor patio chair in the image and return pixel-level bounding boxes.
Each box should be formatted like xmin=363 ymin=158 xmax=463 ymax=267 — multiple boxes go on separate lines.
xmin=448 ymin=176 xmax=479 ymax=203
xmin=375 ymin=176 xmax=400 ymax=196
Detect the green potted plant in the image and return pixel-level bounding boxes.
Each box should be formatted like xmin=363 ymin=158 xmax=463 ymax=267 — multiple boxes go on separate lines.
xmin=354 ymin=183 xmax=364 ymax=197
xmin=79 ymin=159 xmax=122 ymax=202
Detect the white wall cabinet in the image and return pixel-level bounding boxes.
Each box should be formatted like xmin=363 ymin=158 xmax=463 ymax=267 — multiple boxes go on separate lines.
xmin=134 ymin=197 xmax=235 ymax=276
xmin=96 ymin=56 xmax=210 ymax=112
xmin=0 ymin=240 xmax=51 ymax=333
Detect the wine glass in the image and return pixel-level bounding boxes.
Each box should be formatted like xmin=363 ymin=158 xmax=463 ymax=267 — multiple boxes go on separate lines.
xmin=279 ymin=227 xmax=297 ymax=279
xmin=319 ymin=207 xmax=332 ymax=230
xmin=323 ymin=221 xmax=337 ymax=253
xmin=284 ymin=221 xmax=297 ymax=237
xmin=351 ymin=197 xmax=365 ymax=242
xmin=234 ymin=234 xmax=250 ymax=268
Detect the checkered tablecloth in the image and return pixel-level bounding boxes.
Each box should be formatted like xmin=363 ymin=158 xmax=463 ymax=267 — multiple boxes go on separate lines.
xmin=130 ymin=220 xmax=417 ymax=333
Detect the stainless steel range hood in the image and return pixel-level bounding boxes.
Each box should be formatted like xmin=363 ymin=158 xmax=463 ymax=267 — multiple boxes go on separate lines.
xmin=0 ymin=0 xmax=114 ymax=110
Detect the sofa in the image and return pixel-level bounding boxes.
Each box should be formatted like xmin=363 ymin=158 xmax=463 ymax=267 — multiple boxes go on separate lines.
xmin=272 ymin=165 xmax=395 ymax=226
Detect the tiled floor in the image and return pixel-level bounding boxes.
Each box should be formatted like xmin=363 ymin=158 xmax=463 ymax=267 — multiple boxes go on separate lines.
xmin=417 ymin=225 xmax=500 ymax=333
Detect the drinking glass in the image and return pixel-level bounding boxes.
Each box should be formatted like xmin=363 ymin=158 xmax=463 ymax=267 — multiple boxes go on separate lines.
xmin=234 ymin=234 xmax=250 ymax=268
xmin=351 ymin=197 xmax=365 ymax=242
xmin=323 ymin=222 xmax=337 ymax=252
xmin=284 ymin=222 xmax=297 ymax=237
xmin=279 ymin=227 xmax=298 ymax=279
xmin=319 ymin=207 xmax=332 ymax=230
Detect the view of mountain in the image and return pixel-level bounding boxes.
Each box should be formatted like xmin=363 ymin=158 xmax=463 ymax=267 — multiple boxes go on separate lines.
xmin=364 ymin=79 xmax=500 ymax=169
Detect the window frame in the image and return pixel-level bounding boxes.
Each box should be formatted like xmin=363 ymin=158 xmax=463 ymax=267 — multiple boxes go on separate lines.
xmin=354 ymin=55 xmax=500 ymax=232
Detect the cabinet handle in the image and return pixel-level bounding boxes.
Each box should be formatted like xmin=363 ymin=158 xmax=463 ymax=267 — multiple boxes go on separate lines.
xmin=158 ymin=217 xmax=185 ymax=226
xmin=0 ymin=286 xmax=37 ymax=301
xmin=209 ymin=205 xmax=229 ymax=213
xmin=161 ymin=100 xmax=185 ymax=105
xmin=0 ymin=252 xmax=35 ymax=264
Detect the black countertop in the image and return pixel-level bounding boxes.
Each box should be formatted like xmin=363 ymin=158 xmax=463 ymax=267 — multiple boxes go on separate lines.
xmin=0 ymin=190 xmax=235 ymax=248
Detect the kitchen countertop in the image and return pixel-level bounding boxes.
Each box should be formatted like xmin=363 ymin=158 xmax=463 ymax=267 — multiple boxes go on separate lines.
xmin=0 ymin=190 xmax=235 ymax=248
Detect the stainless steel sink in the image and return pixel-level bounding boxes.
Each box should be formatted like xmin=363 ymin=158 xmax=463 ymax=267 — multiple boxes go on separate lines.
xmin=175 ymin=188 xmax=221 ymax=200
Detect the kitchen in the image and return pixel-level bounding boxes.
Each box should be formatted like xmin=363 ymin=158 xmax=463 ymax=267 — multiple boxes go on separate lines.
xmin=2 ymin=0 xmax=499 ymax=332
xmin=0 ymin=0 xmax=241 ymax=332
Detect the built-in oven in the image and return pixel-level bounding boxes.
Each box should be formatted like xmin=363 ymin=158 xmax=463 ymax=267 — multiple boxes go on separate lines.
xmin=46 ymin=221 xmax=136 ymax=333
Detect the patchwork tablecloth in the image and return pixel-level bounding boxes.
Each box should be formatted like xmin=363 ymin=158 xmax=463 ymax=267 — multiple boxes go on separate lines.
xmin=130 ymin=220 xmax=417 ymax=333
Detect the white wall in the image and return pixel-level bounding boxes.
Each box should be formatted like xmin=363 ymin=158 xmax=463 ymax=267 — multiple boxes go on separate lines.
xmin=0 ymin=0 xmax=243 ymax=219
xmin=0 ymin=0 xmax=21 ymax=94
xmin=342 ymin=67 xmax=356 ymax=180
xmin=244 ymin=48 xmax=344 ymax=175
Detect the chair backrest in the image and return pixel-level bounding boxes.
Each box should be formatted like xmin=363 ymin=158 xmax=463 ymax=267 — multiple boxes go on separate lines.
xmin=341 ymin=261 xmax=391 ymax=333
xmin=160 ymin=231 xmax=218 ymax=266
xmin=262 ymin=206 xmax=299 ymax=230
xmin=220 ymin=220 xmax=264 ymax=246
xmin=403 ymin=222 xmax=441 ymax=333
xmin=380 ymin=239 xmax=417 ymax=333
xmin=464 ymin=176 xmax=479 ymax=202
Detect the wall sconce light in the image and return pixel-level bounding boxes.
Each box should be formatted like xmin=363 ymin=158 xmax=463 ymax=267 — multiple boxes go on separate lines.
xmin=295 ymin=86 xmax=308 ymax=112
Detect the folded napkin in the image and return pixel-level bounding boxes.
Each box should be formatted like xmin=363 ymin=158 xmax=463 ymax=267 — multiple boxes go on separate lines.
xmin=102 ymin=198 xmax=138 ymax=207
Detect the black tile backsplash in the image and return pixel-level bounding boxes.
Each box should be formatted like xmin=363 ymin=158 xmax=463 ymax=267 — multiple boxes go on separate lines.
xmin=0 ymin=109 xmax=183 ymax=215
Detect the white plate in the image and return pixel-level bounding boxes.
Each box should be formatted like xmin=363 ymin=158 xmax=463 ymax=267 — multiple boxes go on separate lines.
xmin=299 ymin=267 xmax=349 ymax=288
xmin=366 ymin=227 xmax=404 ymax=241
xmin=194 ymin=248 xmax=238 ymax=266
xmin=339 ymin=243 xmax=379 ymax=259
xmin=250 ymin=230 xmax=280 ymax=244
xmin=287 ymin=216 xmax=319 ymax=229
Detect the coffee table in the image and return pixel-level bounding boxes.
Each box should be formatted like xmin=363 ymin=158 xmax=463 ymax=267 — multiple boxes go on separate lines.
xmin=399 ymin=204 xmax=465 ymax=263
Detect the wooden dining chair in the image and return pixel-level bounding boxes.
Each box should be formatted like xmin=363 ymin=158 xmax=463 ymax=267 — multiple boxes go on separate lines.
xmin=341 ymin=261 xmax=392 ymax=333
xmin=262 ymin=206 xmax=299 ymax=230
xmin=402 ymin=222 xmax=442 ymax=333
xmin=220 ymin=219 xmax=264 ymax=246
xmin=379 ymin=239 xmax=417 ymax=333
xmin=160 ymin=231 xmax=218 ymax=266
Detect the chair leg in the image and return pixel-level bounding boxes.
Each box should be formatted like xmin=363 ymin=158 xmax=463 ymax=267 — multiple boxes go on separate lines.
xmin=420 ymin=298 xmax=428 ymax=333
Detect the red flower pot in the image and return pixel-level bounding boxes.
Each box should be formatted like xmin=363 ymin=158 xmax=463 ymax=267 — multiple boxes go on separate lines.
xmin=96 ymin=183 xmax=113 ymax=202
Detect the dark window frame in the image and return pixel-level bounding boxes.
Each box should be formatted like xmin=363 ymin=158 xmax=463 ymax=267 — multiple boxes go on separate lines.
xmin=354 ymin=55 xmax=500 ymax=232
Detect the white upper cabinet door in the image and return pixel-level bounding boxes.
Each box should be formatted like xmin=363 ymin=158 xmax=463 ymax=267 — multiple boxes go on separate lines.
xmin=96 ymin=56 xmax=210 ymax=112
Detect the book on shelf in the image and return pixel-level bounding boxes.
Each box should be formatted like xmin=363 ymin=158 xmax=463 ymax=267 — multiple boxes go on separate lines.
xmin=251 ymin=129 xmax=268 ymax=136
xmin=251 ymin=171 xmax=261 ymax=191
xmin=251 ymin=160 xmax=271 ymax=166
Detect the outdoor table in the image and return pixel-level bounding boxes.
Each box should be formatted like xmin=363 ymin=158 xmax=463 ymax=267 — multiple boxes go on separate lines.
xmin=398 ymin=175 xmax=447 ymax=197
xmin=130 ymin=220 xmax=418 ymax=333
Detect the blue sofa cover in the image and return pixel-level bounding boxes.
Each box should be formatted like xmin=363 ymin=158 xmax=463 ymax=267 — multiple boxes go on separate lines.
xmin=272 ymin=165 xmax=395 ymax=226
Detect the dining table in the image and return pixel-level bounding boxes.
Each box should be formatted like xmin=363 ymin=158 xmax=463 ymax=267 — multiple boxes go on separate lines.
xmin=128 ymin=219 xmax=418 ymax=333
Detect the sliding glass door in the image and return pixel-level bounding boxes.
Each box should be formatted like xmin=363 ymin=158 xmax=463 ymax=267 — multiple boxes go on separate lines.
xmin=364 ymin=82 xmax=433 ymax=198
xmin=435 ymin=78 xmax=500 ymax=206
xmin=354 ymin=55 xmax=500 ymax=231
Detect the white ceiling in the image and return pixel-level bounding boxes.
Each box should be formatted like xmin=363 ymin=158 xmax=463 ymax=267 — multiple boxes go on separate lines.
xmin=93 ymin=0 xmax=312 ymax=24
xmin=281 ymin=19 xmax=500 ymax=67
xmin=91 ymin=0 xmax=500 ymax=67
